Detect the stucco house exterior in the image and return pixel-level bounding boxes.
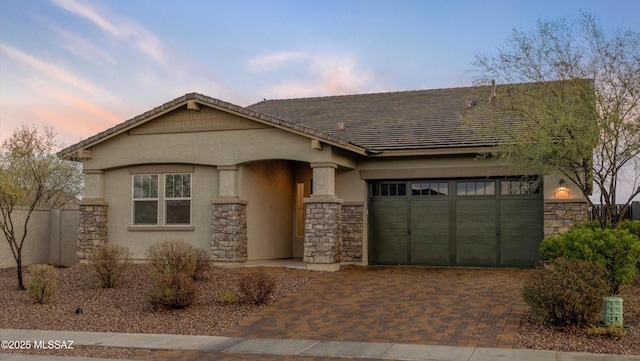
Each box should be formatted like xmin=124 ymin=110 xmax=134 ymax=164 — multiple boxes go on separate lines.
xmin=58 ymin=83 xmax=589 ymax=271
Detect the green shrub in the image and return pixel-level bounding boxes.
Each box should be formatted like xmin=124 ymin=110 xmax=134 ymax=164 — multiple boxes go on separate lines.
xmin=147 ymin=239 xmax=197 ymax=278
xmin=523 ymin=258 xmax=609 ymax=326
xmin=617 ymin=220 xmax=640 ymax=239
xmin=215 ymin=289 xmax=240 ymax=304
xmin=539 ymin=226 xmax=640 ymax=294
xmin=88 ymin=244 xmax=131 ymax=288
xmin=571 ymin=220 xmax=602 ymax=231
xmin=238 ymin=272 xmax=276 ymax=304
xmin=26 ymin=264 xmax=59 ymax=304
xmin=146 ymin=271 xmax=196 ymax=309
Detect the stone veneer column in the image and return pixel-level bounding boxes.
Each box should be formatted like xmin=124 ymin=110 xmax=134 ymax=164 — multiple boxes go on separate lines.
xmin=77 ymin=200 xmax=108 ymax=259
xmin=544 ymin=201 xmax=589 ymax=237
xmin=304 ymin=196 xmax=343 ymax=271
xmin=341 ymin=202 xmax=364 ymax=262
xmin=210 ymin=165 xmax=247 ymax=262
xmin=304 ymin=162 xmax=343 ymax=272
xmin=211 ymin=198 xmax=248 ymax=262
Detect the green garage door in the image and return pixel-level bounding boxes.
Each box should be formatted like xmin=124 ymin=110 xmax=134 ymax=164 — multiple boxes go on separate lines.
xmin=369 ymin=178 xmax=543 ymax=267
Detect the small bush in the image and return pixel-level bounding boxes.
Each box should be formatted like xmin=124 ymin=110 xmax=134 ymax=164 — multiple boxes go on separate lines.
xmin=539 ymin=226 xmax=640 ymax=294
xmin=192 ymin=248 xmax=211 ymax=281
xmin=147 ymin=239 xmax=197 ymax=278
xmin=26 ymin=264 xmax=59 ymax=304
xmin=523 ymin=258 xmax=609 ymax=327
xmin=88 ymin=244 xmax=131 ymax=288
xmin=146 ymin=240 xmax=208 ymax=310
xmin=238 ymin=272 xmax=276 ymax=304
xmin=618 ymin=220 xmax=640 ymax=239
xmin=215 ymin=289 xmax=240 ymax=304
xmin=146 ymin=271 xmax=196 ymax=309
xmin=587 ymin=325 xmax=627 ymax=338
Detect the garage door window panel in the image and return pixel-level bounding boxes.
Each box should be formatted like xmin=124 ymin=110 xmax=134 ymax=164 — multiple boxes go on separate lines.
xmin=500 ymin=179 xmax=541 ymax=196
xmin=457 ymin=181 xmax=495 ymax=196
xmin=412 ymin=182 xmax=448 ymax=196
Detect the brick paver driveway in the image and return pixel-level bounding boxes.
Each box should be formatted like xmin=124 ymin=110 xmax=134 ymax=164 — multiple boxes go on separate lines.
xmin=225 ymin=265 xmax=529 ymax=348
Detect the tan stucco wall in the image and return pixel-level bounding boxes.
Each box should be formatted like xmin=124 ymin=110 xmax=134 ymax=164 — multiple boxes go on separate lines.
xmin=542 ymin=173 xmax=588 ymax=202
xmin=103 ymin=165 xmax=217 ymax=259
xmin=0 ymin=209 xmax=50 ymax=268
xmin=0 ymin=208 xmax=79 ymax=268
xmin=241 ymin=160 xmax=295 ymax=260
xmin=48 ymin=209 xmax=80 ymax=267
xmin=83 ymin=127 xmax=348 ymax=171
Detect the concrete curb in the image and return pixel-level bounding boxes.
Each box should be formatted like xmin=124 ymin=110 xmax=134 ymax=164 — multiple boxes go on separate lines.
xmin=1 ymin=329 xmax=639 ymax=361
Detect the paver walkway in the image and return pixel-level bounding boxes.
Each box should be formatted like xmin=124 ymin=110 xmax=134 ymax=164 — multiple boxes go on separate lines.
xmin=226 ymin=266 xmax=529 ymax=348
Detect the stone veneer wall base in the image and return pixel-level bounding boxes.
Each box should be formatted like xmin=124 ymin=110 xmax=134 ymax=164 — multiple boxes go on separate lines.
xmin=211 ymin=200 xmax=248 ymax=262
xmin=544 ymin=200 xmax=589 ymax=238
xmin=304 ymin=197 xmax=342 ymax=269
xmin=341 ymin=203 xmax=363 ymax=262
xmin=77 ymin=202 xmax=108 ymax=259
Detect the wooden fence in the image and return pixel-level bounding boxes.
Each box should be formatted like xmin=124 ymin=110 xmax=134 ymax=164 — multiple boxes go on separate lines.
xmin=590 ymin=202 xmax=638 ymax=221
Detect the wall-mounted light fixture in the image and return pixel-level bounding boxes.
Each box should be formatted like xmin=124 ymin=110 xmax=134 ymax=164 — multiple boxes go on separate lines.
xmin=554 ymin=178 xmax=570 ymax=199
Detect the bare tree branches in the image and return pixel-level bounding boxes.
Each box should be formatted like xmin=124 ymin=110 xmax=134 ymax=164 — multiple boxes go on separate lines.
xmin=0 ymin=125 xmax=83 ymax=290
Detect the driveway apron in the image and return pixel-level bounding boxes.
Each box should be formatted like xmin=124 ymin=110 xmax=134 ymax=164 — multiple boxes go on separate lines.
xmin=224 ymin=266 xmax=529 ymax=348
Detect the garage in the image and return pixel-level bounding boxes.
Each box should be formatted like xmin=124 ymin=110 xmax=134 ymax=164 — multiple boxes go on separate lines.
xmin=369 ymin=178 xmax=543 ymax=267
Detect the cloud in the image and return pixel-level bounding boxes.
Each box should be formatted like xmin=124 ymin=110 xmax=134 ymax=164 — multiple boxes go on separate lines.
xmin=247 ymin=50 xmax=381 ymax=98
xmin=51 ymin=0 xmax=167 ymax=64
xmin=0 ymin=43 xmax=116 ymax=100
xmin=55 ymin=26 xmax=117 ymax=65
xmin=246 ymin=51 xmax=309 ymax=73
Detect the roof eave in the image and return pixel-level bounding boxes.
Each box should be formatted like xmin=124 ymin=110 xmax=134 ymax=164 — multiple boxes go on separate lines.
xmin=363 ymin=145 xmax=497 ymax=157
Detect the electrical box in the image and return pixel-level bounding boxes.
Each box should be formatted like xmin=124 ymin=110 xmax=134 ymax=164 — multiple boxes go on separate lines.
xmin=603 ymin=296 xmax=623 ymax=327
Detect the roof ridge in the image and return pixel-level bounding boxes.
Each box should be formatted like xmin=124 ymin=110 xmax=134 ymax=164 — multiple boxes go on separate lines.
xmin=247 ymin=84 xmax=492 ymax=107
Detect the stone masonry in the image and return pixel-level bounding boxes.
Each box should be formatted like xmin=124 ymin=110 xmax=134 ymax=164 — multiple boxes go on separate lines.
xmin=211 ymin=202 xmax=247 ymax=262
xmin=304 ymin=201 xmax=342 ymax=264
xmin=341 ymin=203 xmax=363 ymax=262
xmin=544 ymin=201 xmax=589 ymax=237
xmin=77 ymin=203 xmax=108 ymax=259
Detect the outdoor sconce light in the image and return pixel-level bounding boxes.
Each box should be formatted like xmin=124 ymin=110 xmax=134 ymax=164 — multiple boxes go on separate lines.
xmin=554 ymin=178 xmax=570 ymax=199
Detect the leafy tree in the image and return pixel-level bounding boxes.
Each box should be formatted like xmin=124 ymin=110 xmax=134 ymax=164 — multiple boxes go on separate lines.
xmin=471 ymin=12 xmax=640 ymax=228
xmin=0 ymin=125 xmax=82 ymax=290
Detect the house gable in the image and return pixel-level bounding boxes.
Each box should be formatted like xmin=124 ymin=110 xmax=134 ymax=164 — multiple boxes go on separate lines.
xmin=130 ymin=103 xmax=270 ymax=135
xmin=58 ymin=93 xmax=359 ymax=161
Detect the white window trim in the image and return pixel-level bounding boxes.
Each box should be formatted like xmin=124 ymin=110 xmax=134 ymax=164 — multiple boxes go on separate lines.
xmin=130 ymin=173 xmax=193 ymax=229
xmin=164 ymin=173 xmax=192 ymax=226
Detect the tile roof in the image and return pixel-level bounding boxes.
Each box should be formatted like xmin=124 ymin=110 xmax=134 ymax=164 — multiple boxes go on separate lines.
xmin=59 ymin=83 xmax=529 ymax=159
xmin=247 ymin=85 xmax=504 ymax=151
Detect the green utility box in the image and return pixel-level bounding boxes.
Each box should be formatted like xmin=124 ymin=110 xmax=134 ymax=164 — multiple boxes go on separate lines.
xmin=603 ymin=296 xmax=623 ymax=327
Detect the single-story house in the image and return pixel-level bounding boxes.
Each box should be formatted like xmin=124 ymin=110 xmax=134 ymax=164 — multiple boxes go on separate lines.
xmin=58 ymin=83 xmax=589 ymax=271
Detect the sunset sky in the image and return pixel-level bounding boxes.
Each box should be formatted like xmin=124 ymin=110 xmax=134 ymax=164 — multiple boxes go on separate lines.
xmin=1 ymin=0 xmax=638 ymax=201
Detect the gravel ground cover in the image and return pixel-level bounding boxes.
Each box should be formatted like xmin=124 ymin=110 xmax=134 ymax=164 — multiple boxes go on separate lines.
xmin=514 ymin=275 xmax=640 ymax=355
xmin=1 ymin=263 xmax=638 ymax=359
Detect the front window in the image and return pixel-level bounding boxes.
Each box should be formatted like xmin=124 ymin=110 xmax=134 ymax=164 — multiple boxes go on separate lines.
xmin=165 ymin=173 xmax=191 ymax=225
xmin=133 ymin=174 xmax=158 ymax=225
xmin=132 ymin=173 xmax=191 ymax=226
